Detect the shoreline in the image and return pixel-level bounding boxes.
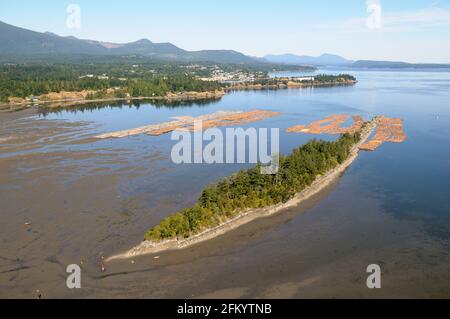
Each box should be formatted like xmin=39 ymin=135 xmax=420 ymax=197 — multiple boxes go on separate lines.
xmin=0 ymin=90 xmax=226 ymax=109
xmin=224 ymin=80 xmax=357 ymax=92
xmin=106 ymin=118 xmax=377 ymax=262
xmin=0 ymin=80 xmax=356 ymax=111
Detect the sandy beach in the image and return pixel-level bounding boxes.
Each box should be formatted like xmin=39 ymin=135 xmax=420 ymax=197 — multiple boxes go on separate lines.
xmin=0 ymin=90 xmax=226 ymax=110
xmin=107 ymin=118 xmax=377 ymax=262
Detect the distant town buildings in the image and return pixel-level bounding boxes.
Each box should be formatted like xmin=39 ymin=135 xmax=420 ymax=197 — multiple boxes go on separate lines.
xmin=199 ymin=69 xmax=264 ymax=83
xmin=292 ymin=76 xmax=315 ymax=82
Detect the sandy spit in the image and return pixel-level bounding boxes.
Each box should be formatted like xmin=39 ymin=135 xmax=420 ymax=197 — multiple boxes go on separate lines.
xmin=106 ymin=119 xmax=377 ymax=262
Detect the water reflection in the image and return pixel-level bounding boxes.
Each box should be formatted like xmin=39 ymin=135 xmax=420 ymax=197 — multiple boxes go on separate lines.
xmin=37 ymin=98 xmax=220 ymax=116
xmin=2 ymin=69 xmax=450 ymax=297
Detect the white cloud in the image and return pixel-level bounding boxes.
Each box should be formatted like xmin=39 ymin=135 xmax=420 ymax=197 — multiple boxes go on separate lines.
xmin=315 ymin=7 xmax=450 ymax=33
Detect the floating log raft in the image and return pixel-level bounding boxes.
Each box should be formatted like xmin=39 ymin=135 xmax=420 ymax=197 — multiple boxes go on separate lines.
xmin=286 ymin=114 xmax=406 ymax=151
xmin=95 ymin=110 xmax=280 ymax=139
xmin=359 ymin=116 xmax=406 ymax=151
xmin=286 ymin=114 xmax=364 ymax=135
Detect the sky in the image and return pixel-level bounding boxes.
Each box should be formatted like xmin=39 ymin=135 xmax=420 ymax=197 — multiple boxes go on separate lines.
xmin=1 ymin=0 xmax=450 ymax=63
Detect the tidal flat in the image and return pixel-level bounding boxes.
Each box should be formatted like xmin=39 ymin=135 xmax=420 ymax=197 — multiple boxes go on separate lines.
xmin=1 ymin=69 xmax=450 ymax=298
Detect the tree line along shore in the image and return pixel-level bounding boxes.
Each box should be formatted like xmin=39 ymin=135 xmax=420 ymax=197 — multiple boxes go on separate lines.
xmin=225 ymin=74 xmax=356 ymax=91
xmin=0 ymin=68 xmax=356 ymax=108
xmin=144 ymin=130 xmax=363 ymax=241
xmin=106 ymin=119 xmax=377 ymax=261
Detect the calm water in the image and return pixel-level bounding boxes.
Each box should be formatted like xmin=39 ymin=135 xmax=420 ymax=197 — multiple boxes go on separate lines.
xmin=39 ymin=69 xmax=450 ymax=237
xmin=1 ymin=69 xmax=450 ymax=298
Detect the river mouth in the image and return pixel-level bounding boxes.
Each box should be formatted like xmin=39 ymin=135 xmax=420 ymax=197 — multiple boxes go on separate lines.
xmin=1 ymin=69 xmax=450 ymax=298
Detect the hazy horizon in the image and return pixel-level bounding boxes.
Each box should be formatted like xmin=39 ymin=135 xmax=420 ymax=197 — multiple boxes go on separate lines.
xmin=1 ymin=0 xmax=450 ymax=63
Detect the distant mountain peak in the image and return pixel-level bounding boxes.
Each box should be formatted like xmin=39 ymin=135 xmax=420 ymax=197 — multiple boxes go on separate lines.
xmin=0 ymin=21 xmax=260 ymax=64
xmin=264 ymin=53 xmax=353 ymax=66
xmin=133 ymin=38 xmax=153 ymax=44
xmin=44 ymin=31 xmax=59 ymax=37
xmin=320 ymin=53 xmax=341 ymax=58
xmin=0 ymin=20 xmax=322 ymax=65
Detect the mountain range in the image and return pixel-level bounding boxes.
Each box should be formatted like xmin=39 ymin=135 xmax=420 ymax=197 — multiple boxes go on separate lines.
xmin=263 ymin=53 xmax=450 ymax=69
xmin=263 ymin=53 xmax=353 ymax=66
xmin=0 ymin=20 xmax=256 ymax=64
xmin=1 ymin=20 xmax=449 ymax=69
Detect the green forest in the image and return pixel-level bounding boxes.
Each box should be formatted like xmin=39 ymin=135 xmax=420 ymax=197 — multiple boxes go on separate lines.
xmin=0 ymin=64 xmax=223 ymax=102
xmin=235 ymin=74 xmax=356 ymax=87
xmin=145 ymin=131 xmax=362 ymax=241
xmin=0 ymin=59 xmax=304 ymax=102
xmin=314 ymin=74 xmax=356 ymax=82
xmin=0 ymin=60 xmax=355 ymax=103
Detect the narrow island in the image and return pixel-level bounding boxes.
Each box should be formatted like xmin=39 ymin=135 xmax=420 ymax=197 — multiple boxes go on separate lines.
xmin=225 ymin=74 xmax=357 ymax=91
xmin=107 ymin=117 xmax=377 ymax=261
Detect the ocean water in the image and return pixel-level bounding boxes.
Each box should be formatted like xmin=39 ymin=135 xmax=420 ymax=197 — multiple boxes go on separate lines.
xmin=1 ymin=69 xmax=450 ymax=298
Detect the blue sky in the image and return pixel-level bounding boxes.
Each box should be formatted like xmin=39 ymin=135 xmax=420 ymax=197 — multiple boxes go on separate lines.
xmin=1 ymin=0 xmax=450 ymax=62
